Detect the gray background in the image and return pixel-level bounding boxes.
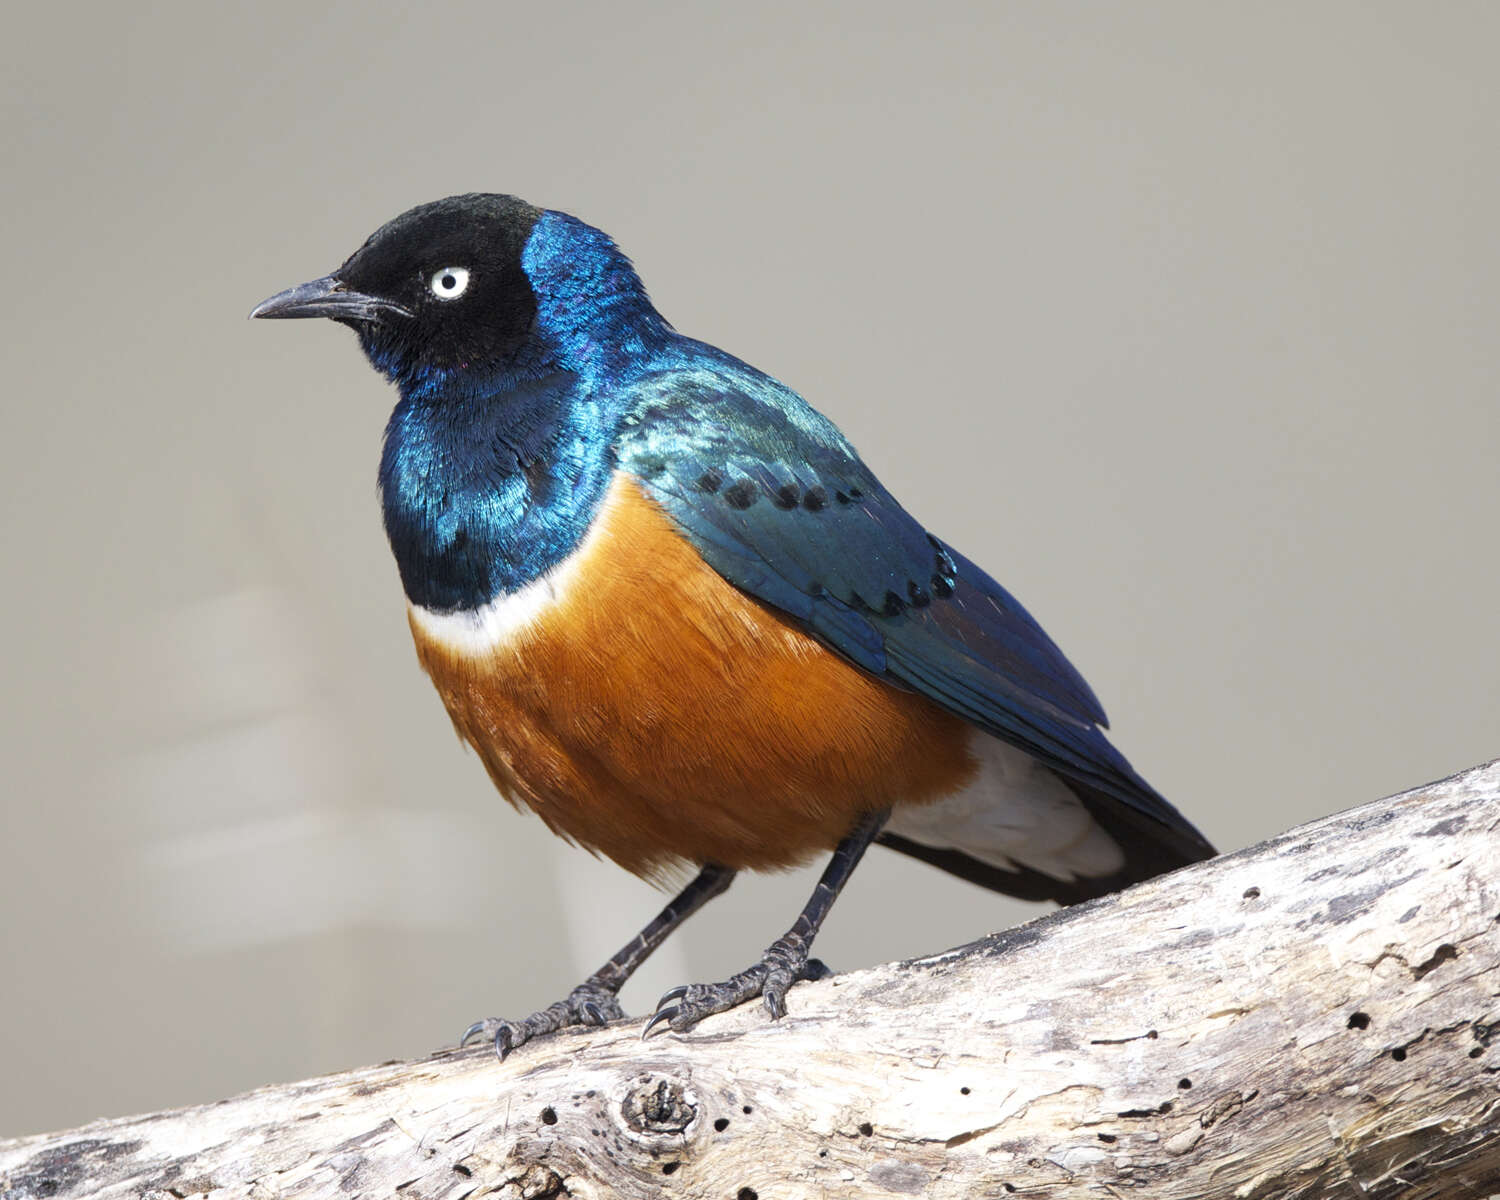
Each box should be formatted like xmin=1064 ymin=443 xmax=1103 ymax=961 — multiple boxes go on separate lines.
xmin=3 ymin=2 xmax=1496 ymax=1138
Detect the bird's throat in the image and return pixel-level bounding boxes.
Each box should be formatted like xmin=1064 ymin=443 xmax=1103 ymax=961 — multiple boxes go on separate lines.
xmin=377 ymin=372 xmax=618 ymax=613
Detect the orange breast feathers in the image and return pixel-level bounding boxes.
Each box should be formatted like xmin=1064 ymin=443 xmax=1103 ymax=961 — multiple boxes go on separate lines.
xmin=407 ymin=473 xmax=979 ymax=880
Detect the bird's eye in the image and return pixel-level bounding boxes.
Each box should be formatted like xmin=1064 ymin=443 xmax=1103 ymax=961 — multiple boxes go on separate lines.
xmin=429 ymin=267 xmax=470 ymax=300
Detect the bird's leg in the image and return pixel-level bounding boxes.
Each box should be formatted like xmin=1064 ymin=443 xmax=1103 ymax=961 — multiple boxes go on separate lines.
xmin=460 ymin=862 xmax=735 ymax=1059
xmin=644 ymin=808 xmax=890 ymax=1037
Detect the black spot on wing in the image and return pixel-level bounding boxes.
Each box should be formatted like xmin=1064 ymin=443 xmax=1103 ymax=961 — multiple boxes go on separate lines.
xmin=636 ymin=442 xmax=1126 ymax=767
xmin=723 ymin=479 xmax=758 ymax=509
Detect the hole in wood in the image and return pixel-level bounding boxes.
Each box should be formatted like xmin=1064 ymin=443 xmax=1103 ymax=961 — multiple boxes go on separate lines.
xmin=1411 ymin=943 xmax=1459 ymax=980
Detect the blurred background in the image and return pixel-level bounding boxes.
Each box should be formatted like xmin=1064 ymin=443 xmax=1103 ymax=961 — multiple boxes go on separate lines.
xmin=3 ymin=1 xmax=1496 ymax=1138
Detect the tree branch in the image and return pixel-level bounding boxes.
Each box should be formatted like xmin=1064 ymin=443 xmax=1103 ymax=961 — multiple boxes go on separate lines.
xmin=4 ymin=760 xmax=1499 ymax=1199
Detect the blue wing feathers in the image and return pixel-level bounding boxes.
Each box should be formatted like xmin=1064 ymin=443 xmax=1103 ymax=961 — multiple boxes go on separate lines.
xmin=615 ymin=359 xmax=1205 ymax=849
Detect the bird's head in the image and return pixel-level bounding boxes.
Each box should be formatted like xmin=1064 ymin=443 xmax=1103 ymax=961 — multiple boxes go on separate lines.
xmin=251 ymin=193 xmax=660 ymax=390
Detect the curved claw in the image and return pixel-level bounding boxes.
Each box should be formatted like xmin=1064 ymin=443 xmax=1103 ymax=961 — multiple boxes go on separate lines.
xmin=460 ymin=1020 xmax=491 ymax=1048
xmin=641 ymin=1006 xmax=679 ymax=1040
xmin=656 ymin=983 xmax=690 ymax=1008
xmin=494 ymin=1025 xmax=516 ymax=1061
xmin=579 ymin=1001 xmax=605 ymax=1026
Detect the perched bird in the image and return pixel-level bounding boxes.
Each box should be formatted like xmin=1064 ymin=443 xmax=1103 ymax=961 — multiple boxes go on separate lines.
xmin=251 ymin=194 xmax=1214 ymax=1056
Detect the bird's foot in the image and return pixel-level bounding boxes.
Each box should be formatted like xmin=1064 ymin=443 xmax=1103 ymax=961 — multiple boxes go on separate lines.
xmin=460 ymin=979 xmax=626 ymax=1060
xmin=642 ymin=935 xmax=831 ymax=1037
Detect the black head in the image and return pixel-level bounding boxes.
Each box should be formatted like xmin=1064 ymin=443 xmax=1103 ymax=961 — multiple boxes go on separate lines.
xmin=251 ymin=193 xmax=544 ymax=378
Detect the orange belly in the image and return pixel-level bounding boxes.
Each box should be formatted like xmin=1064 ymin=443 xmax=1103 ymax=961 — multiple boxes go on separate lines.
xmin=408 ymin=473 xmax=978 ymax=880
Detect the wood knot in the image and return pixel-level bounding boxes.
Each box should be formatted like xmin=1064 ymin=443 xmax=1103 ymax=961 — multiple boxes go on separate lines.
xmin=621 ymin=1076 xmax=696 ymax=1135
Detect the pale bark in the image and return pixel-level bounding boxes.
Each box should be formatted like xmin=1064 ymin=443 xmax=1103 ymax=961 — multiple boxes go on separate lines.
xmin=4 ymin=760 xmax=1499 ymax=1200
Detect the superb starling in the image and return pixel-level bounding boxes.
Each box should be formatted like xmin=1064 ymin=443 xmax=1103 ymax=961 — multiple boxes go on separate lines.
xmin=252 ymin=194 xmax=1214 ymax=1056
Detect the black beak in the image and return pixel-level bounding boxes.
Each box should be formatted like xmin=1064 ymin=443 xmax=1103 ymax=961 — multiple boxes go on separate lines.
xmin=249 ymin=275 xmax=413 ymax=322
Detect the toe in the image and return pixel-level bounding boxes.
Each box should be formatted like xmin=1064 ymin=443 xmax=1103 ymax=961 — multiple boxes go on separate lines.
xmin=494 ymin=1023 xmax=518 ymax=1061
xmin=567 ymin=987 xmax=625 ymax=1025
xmin=578 ymin=1001 xmax=606 ymax=1026
xmin=801 ymin=957 xmax=833 ymax=982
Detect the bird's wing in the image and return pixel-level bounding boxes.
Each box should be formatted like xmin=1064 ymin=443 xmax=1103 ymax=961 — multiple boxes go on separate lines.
xmin=616 ymin=362 xmax=1208 ymax=854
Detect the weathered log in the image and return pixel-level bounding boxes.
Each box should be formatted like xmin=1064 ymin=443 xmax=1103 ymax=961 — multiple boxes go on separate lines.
xmin=3 ymin=760 xmax=1498 ymax=1199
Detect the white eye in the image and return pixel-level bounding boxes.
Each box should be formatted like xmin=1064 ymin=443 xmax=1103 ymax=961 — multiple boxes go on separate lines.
xmin=429 ymin=266 xmax=470 ymax=300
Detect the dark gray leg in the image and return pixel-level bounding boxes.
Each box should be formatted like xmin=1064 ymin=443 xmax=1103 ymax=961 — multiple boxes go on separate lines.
xmin=644 ymin=809 xmax=890 ymax=1037
xmin=461 ymin=863 xmax=735 ymax=1059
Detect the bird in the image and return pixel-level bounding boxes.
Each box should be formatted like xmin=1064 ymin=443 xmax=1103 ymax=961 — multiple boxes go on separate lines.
xmin=251 ymin=193 xmax=1215 ymax=1057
